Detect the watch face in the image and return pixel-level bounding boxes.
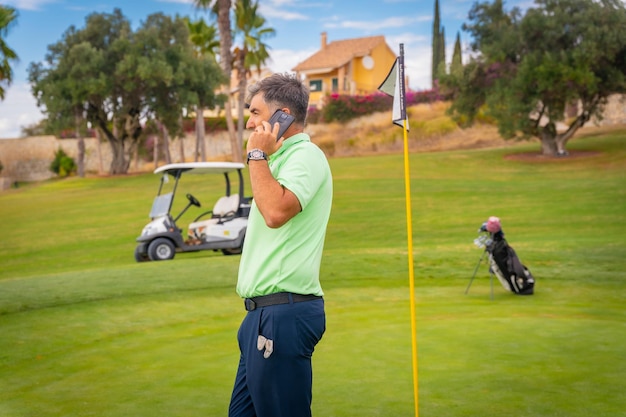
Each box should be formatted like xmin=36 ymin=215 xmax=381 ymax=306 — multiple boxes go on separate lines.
xmin=248 ymin=149 xmax=266 ymax=163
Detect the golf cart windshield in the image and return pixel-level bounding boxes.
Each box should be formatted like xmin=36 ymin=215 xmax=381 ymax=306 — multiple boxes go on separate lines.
xmin=149 ymin=192 xmax=173 ymax=218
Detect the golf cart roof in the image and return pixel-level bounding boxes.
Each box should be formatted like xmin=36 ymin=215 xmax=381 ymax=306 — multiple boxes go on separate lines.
xmin=154 ymin=162 xmax=245 ymax=176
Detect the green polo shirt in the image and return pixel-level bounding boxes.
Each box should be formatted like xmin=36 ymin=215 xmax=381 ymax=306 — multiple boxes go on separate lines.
xmin=236 ymin=133 xmax=333 ymax=298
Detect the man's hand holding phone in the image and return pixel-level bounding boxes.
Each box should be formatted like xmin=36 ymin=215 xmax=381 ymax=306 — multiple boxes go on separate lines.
xmin=268 ymin=110 xmax=295 ymax=142
xmin=247 ymin=109 xmax=295 ymax=157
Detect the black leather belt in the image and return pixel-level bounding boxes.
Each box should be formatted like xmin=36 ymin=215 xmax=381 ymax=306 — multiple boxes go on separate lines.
xmin=244 ymin=292 xmax=322 ymax=311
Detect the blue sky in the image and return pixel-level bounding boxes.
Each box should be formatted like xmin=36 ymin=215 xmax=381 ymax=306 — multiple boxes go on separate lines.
xmin=0 ymin=0 xmax=503 ymax=139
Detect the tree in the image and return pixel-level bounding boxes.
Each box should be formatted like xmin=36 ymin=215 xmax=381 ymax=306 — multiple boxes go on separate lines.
xmin=0 ymin=5 xmax=19 ymax=100
xmin=194 ymin=0 xmax=240 ymax=162
xmin=233 ymin=0 xmax=275 ymax=151
xmin=30 ymin=10 xmax=134 ymax=174
xmin=186 ymin=54 xmax=226 ymax=161
xmin=134 ymin=12 xmax=210 ymax=165
xmin=28 ymin=30 xmax=102 ymax=177
xmin=29 ymin=9 xmax=225 ymax=174
xmin=450 ymin=31 xmax=463 ymax=74
xmin=443 ymin=0 xmax=626 ymax=156
xmin=431 ymin=0 xmax=446 ymax=86
xmin=187 ymin=17 xmax=221 ymax=58
xmin=186 ymin=17 xmax=224 ymax=161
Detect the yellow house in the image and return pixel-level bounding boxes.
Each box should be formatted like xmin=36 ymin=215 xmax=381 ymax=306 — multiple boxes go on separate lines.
xmin=292 ymin=32 xmax=397 ymax=107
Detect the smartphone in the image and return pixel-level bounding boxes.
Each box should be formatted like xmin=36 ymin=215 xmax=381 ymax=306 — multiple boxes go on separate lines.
xmin=268 ymin=109 xmax=295 ymax=141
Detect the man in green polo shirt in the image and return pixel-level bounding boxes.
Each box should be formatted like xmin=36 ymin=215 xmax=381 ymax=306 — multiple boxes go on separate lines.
xmin=228 ymin=73 xmax=333 ymax=417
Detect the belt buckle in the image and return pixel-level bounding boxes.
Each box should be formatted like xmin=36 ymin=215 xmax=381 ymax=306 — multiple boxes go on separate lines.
xmin=244 ymin=298 xmax=256 ymax=311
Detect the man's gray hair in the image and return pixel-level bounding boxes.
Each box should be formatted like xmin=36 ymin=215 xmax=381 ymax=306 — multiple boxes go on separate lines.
xmin=247 ymin=73 xmax=309 ymax=125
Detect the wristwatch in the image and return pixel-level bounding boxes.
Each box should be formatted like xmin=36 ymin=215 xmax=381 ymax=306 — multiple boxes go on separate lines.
xmin=247 ymin=149 xmax=268 ymax=164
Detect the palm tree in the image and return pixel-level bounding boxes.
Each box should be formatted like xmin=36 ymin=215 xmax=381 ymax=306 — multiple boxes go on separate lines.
xmin=187 ymin=17 xmax=221 ymax=161
xmin=187 ymin=17 xmax=220 ymax=58
xmin=233 ymin=0 xmax=275 ymax=150
xmin=0 ymin=5 xmax=19 ymax=100
xmin=193 ymin=0 xmax=240 ymax=161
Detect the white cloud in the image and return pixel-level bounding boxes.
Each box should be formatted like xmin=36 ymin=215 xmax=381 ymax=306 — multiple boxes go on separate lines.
xmin=324 ymin=15 xmax=427 ymax=31
xmin=159 ymin=0 xmax=310 ymax=20
xmin=258 ymin=5 xmax=309 ymax=21
xmin=402 ymin=44 xmax=432 ymax=91
xmin=387 ymin=32 xmax=428 ymax=47
xmin=266 ymin=46 xmax=318 ymax=74
xmin=0 ymin=82 xmax=44 ymax=139
xmin=386 ymin=33 xmax=431 ymax=91
xmin=3 ymin=0 xmax=57 ymax=11
xmin=266 ymin=0 xmax=298 ymax=6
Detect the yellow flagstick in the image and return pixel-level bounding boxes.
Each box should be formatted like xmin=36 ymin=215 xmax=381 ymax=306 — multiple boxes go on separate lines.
xmin=378 ymin=43 xmax=418 ymax=416
xmin=402 ymin=116 xmax=419 ymax=417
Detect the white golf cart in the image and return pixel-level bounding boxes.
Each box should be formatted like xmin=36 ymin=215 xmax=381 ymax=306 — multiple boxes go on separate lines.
xmin=134 ymin=162 xmax=250 ymax=262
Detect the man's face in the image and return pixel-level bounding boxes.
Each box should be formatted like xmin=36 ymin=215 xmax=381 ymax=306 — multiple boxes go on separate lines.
xmin=246 ymin=93 xmax=272 ymax=130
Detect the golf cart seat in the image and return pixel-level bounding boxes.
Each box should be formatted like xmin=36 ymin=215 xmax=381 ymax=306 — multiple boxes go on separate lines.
xmin=187 ymin=194 xmax=240 ymax=239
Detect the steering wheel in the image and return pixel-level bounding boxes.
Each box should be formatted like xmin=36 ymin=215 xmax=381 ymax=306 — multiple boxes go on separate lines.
xmin=186 ymin=193 xmax=201 ymax=207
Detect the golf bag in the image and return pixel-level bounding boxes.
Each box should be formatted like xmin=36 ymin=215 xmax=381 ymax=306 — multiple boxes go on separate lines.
xmin=486 ymin=232 xmax=535 ymax=295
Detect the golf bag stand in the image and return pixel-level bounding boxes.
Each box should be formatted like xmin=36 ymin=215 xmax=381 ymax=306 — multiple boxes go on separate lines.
xmin=465 ymin=247 xmax=496 ymax=300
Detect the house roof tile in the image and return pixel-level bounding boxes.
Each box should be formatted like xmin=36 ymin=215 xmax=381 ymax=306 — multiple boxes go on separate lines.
xmin=292 ymin=35 xmax=387 ymax=72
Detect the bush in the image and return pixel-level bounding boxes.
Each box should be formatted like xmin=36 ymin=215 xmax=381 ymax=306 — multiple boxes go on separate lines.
xmin=321 ymin=93 xmax=391 ymax=123
xmin=306 ymin=106 xmax=322 ymax=124
xmin=50 ymin=149 xmax=77 ymax=177
xmin=319 ymin=87 xmax=446 ymax=124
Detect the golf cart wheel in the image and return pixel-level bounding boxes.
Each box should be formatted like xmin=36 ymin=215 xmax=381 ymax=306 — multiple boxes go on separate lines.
xmin=147 ymin=238 xmax=176 ymax=261
xmin=222 ymin=247 xmax=243 ymax=256
xmin=134 ymin=246 xmax=149 ymax=262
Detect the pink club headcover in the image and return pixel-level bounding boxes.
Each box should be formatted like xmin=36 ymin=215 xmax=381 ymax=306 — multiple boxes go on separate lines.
xmin=486 ymin=216 xmax=501 ymax=233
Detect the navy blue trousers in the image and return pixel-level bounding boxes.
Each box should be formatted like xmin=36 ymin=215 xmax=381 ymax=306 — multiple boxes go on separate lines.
xmin=228 ymin=297 xmax=325 ymax=417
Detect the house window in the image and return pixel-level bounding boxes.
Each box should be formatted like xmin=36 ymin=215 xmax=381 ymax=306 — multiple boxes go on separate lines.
xmin=309 ymin=80 xmax=322 ymax=92
xmin=332 ymin=78 xmax=338 ymax=93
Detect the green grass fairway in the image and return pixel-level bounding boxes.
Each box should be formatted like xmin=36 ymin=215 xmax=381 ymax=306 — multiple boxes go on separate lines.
xmin=1 ymin=129 xmax=625 ymax=416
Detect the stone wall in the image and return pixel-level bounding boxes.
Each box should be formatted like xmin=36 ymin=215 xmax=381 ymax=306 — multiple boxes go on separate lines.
xmin=600 ymin=94 xmax=626 ymax=125
xmin=0 ymin=131 xmax=236 ymax=185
